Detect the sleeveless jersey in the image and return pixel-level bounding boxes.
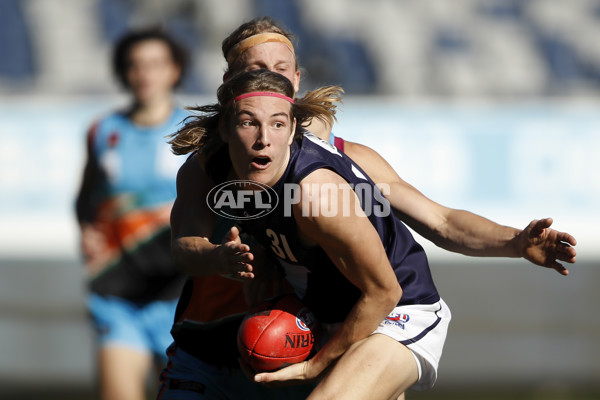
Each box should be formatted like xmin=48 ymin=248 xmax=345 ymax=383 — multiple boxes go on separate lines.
xmin=240 ymin=132 xmax=440 ymax=324
xmin=83 ymin=108 xmax=188 ymax=302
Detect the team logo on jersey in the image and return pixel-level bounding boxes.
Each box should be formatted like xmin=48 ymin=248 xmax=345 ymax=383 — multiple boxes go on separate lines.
xmin=384 ymin=313 xmax=410 ymax=329
xmin=206 ymin=180 xmax=278 ymax=220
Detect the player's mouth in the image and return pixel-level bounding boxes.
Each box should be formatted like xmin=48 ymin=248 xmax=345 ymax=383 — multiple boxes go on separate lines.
xmin=251 ymin=156 xmax=271 ymax=170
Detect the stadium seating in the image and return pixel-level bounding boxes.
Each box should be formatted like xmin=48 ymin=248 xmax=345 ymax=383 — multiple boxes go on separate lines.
xmin=1 ymin=0 xmax=599 ymax=97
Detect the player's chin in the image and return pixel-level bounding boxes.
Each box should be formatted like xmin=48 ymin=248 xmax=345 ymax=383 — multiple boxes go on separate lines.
xmin=245 ymin=171 xmax=273 ymax=187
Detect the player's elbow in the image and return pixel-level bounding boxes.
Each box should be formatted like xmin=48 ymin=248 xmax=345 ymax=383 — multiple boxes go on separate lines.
xmin=376 ymin=282 xmax=402 ymax=312
xmin=389 ymin=283 xmax=403 ymax=306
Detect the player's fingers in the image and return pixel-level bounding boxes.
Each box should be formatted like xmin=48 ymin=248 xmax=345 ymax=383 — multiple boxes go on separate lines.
xmin=226 ymin=267 xmax=254 ymax=281
xmin=238 ymin=271 xmax=255 ymax=279
xmin=530 ymin=218 xmax=552 ymax=236
xmin=550 ymin=261 xmax=569 ymax=276
xmin=235 ymin=252 xmax=254 ymax=264
xmin=224 ymin=226 xmax=242 ymax=244
xmin=540 ymin=217 xmax=553 ymax=228
xmin=255 ymin=362 xmax=306 ymax=384
xmin=223 ymin=240 xmax=251 ymax=254
xmin=255 ymin=370 xmax=286 ymax=384
xmin=555 ymin=253 xmax=576 ymax=264
xmin=557 ymin=232 xmax=577 ymax=246
xmin=224 ymin=226 xmax=235 ymax=242
xmin=556 ymin=244 xmax=576 ymax=260
xmin=230 ymin=260 xmax=252 ymax=272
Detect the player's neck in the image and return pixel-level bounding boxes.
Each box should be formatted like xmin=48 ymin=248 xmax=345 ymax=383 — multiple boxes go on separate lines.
xmin=129 ymin=96 xmax=174 ymax=127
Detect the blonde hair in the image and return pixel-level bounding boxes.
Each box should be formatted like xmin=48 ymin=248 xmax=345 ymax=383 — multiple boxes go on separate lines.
xmin=222 ymin=16 xmax=298 ymax=75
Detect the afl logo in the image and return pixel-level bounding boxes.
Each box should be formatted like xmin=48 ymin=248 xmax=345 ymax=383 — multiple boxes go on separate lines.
xmin=296 ymin=308 xmax=315 ymax=332
xmin=206 ymin=180 xmax=278 ymax=220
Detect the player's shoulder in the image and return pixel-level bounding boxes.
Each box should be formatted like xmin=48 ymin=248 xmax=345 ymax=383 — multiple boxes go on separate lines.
xmin=89 ymin=110 xmax=128 ymax=133
xmin=176 ymin=152 xmax=216 ymax=196
xmin=342 ymin=139 xmax=400 ymax=180
xmin=97 ymin=109 xmax=129 ymax=125
xmin=300 ymin=166 xmax=346 ymax=185
xmin=177 ymin=152 xmax=204 ymax=179
xmin=343 ymin=139 xmax=379 ymax=158
xmin=300 ymin=130 xmax=343 ymax=158
xmin=85 ymin=111 xmax=125 ymax=145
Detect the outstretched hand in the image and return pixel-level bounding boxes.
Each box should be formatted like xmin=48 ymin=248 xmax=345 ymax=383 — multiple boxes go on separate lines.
xmin=519 ymin=218 xmax=577 ymax=275
xmin=219 ymin=226 xmax=255 ymax=280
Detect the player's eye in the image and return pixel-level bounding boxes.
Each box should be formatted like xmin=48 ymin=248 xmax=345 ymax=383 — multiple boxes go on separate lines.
xmin=239 ymin=120 xmax=255 ymax=128
xmin=276 ymin=63 xmax=292 ymax=73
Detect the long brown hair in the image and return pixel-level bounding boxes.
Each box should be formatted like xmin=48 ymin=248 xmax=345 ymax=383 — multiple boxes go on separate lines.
xmin=169 ymin=69 xmax=342 ymax=157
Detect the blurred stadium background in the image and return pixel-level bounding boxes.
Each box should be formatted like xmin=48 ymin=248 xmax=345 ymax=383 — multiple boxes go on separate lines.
xmin=0 ymin=0 xmax=599 ymax=399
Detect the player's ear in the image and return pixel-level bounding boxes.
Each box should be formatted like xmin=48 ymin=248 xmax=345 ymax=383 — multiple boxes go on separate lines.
xmin=292 ymin=70 xmax=301 ymax=93
xmin=288 ymin=118 xmax=296 ymax=145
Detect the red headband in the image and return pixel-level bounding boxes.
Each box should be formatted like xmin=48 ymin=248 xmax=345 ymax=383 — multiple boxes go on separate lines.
xmin=234 ymin=91 xmax=294 ymax=103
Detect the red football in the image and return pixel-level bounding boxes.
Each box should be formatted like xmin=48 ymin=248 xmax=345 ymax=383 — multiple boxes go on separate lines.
xmin=237 ymin=294 xmax=320 ymax=372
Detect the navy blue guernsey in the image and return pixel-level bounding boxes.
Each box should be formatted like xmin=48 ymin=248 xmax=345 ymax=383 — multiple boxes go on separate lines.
xmin=239 ymin=132 xmax=440 ymax=324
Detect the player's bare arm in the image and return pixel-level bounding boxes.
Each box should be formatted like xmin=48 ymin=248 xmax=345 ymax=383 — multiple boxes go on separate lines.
xmin=170 ymin=153 xmax=255 ymax=278
xmin=342 ymin=140 xmax=576 ymax=274
xmin=255 ymin=168 xmax=401 ymax=384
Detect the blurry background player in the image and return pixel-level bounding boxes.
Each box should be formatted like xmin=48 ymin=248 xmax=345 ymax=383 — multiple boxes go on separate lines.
xmin=75 ymin=28 xmax=188 ymax=400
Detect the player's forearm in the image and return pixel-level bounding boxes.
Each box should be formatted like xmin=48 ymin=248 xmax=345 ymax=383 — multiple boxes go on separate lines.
xmin=171 ymin=236 xmax=224 ymax=276
xmin=309 ymin=287 xmax=400 ymax=374
xmin=435 ymin=209 xmax=522 ymax=257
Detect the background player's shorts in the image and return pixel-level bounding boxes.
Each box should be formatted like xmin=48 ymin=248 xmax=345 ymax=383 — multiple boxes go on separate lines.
xmin=373 ymin=298 xmax=451 ymax=391
xmin=157 ymin=344 xmax=314 ymax=400
xmin=88 ymin=294 xmax=178 ymax=362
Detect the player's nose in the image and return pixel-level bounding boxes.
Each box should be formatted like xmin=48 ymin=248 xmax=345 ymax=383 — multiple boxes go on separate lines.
xmin=255 ymin=125 xmax=270 ymax=147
